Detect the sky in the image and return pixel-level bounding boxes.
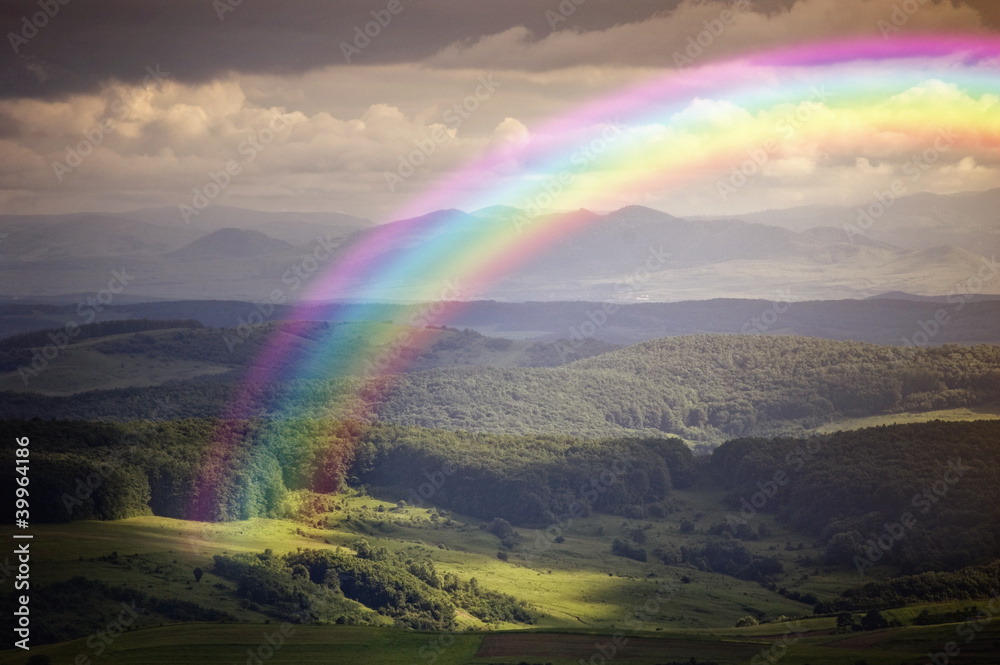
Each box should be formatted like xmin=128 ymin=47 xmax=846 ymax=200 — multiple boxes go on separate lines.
xmin=1 ymin=0 xmax=999 ymax=221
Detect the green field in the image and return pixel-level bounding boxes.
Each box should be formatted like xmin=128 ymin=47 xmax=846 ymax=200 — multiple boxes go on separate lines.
xmin=6 ymin=615 xmax=1000 ymax=665
xmin=0 ymin=328 xmax=235 ymax=395
xmin=7 ymin=485 xmax=1000 ymax=664
xmin=816 ymin=405 xmax=1000 ymax=432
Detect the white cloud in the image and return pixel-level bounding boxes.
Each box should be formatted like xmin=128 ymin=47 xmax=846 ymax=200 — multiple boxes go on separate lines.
xmin=0 ymin=0 xmax=996 ymax=218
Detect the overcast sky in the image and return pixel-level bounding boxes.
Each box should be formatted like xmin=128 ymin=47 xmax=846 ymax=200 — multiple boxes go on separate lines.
xmin=1 ymin=0 xmax=998 ymax=221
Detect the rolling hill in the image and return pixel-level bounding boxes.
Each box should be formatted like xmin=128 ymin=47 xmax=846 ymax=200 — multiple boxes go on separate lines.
xmin=2 ymin=326 xmax=998 ymax=444
xmin=3 ymin=192 xmax=998 ymax=301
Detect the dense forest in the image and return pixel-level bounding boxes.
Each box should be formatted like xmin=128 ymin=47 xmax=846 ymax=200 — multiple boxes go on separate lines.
xmin=712 ymin=421 xmax=1000 ymax=574
xmin=3 ymin=333 xmax=998 ymax=443
xmin=817 ymin=560 xmax=1000 ymax=613
xmin=379 ymin=336 xmax=1000 ymax=441
xmin=0 ymin=418 xmax=694 ymax=526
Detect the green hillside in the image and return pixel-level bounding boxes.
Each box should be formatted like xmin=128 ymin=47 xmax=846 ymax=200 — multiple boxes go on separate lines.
xmin=378 ymin=335 xmax=1000 ymax=443
xmin=3 ymin=331 xmax=998 ymax=445
xmin=0 ymin=320 xmax=614 ymax=395
xmin=3 ymin=419 xmax=1000 ymax=664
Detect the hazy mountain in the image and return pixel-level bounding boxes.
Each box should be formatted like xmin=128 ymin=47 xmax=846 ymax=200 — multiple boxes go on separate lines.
xmin=477 ymin=204 xmax=996 ymax=302
xmin=703 ymin=188 xmax=1000 ymax=256
xmin=169 ymin=228 xmax=293 ymax=260
xmin=117 ymin=205 xmax=374 ymax=245
xmin=0 ymin=214 xmax=203 ymax=259
xmin=0 ymin=205 xmax=371 ymax=253
xmin=1 ymin=195 xmax=997 ymax=301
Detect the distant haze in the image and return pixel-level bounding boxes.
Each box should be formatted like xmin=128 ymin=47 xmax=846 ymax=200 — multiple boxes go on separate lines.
xmin=1 ymin=190 xmax=997 ymax=302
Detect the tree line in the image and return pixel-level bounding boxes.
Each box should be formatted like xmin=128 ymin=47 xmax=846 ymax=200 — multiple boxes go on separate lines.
xmin=3 ymin=333 xmax=998 ymax=444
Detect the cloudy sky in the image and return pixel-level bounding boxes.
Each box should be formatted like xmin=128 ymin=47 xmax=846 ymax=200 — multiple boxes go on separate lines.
xmin=1 ymin=0 xmax=998 ymax=221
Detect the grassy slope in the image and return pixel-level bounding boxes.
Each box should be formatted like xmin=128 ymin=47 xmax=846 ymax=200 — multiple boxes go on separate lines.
xmin=12 ymin=480 xmax=996 ymax=629
xmin=9 ymin=480 xmax=1000 ymax=664
xmin=0 ymin=328 xmax=235 ymax=395
xmin=816 ymin=405 xmax=1000 ymax=432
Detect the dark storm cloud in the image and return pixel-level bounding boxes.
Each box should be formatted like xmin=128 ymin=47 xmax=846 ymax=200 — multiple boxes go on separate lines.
xmin=0 ymin=0 xmax=691 ymax=99
xmin=4 ymin=0 xmax=994 ymax=100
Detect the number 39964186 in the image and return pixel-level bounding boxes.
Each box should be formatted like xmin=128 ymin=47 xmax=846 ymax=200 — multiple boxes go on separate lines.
xmin=15 ymin=437 xmax=29 ymax=524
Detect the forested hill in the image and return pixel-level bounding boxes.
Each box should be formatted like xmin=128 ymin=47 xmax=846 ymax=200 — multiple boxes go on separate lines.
xmin=2 ymin=334 xmax=998 ymax=443
xmin=712 ymin=420 xmax=1000 ymax=575
xmin=377 ymin=335 xmax=1000 ymax=442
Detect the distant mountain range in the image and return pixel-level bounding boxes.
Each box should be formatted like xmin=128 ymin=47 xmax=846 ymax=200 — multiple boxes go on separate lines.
xmin=1 ymin=190 xmax=997 ymax=302
xmin=697 ymin=188 xmax=1000 ymax=255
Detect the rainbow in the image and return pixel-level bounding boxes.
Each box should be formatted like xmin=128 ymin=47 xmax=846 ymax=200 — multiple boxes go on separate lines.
xmin=190 ymin=33 xmax=1000 ymax=520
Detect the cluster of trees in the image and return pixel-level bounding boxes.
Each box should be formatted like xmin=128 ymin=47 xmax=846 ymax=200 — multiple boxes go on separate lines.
xmin=211 ymin=548 xmax=376 ymax=625
xmin=835 ymin=610 xmax=892 ymax=632
xmin=353 ymin=424 xmax=696 ymax=526
xmin=816 ymin=560 xmax=1000 ymax=613
xmin=611 ymin=538 xmax=647 ymax=562
xmin=213 ymin=543 xmax=532 ymax=629
xmin=712 ymin=421 xmax=1000 ymax=573
xmin=673 ymin=540 xmax=784 ymax=582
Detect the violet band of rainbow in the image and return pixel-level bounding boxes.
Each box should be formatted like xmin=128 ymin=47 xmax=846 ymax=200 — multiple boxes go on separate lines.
xmin=188 ymin=33 xmax=1000 ymax=520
